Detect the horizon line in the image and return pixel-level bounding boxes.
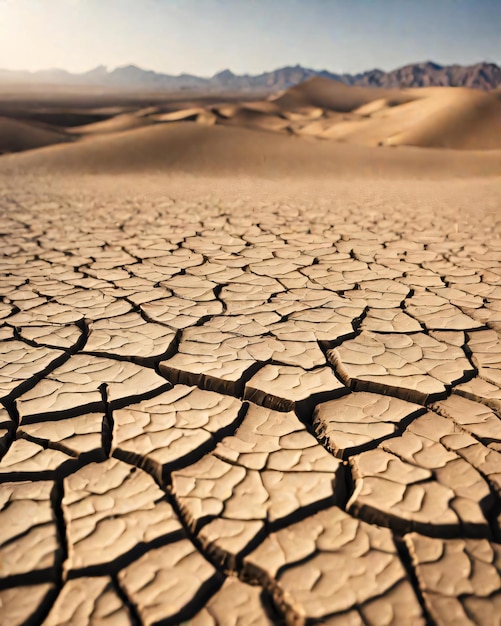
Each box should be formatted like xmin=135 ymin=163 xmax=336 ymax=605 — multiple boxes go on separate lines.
xmin=1 ymin=58 xmax=499 ymax=80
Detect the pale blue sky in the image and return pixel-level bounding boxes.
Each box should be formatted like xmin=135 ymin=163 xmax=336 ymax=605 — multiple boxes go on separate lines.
xmin=0 ymin=0 xmax=499 ymax=75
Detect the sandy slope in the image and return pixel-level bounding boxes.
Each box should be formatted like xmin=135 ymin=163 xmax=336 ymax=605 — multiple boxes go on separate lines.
xmin=271 ymin=77 xmax=416 ymax=111
xmin=273 ymin=80 xmax=501 ymax=149
xmin=0 ymin=116 xmax=71 ymax=153
xmin=67 ymin=112 xmax=156 ymax=136
xmin=0 ymin=121 xmax=499 ymax=179
xmin=0 ymin=78 xmax=500 ymax=182
xmin=388 ymin=88 xmax=501 ymax=149
xmin=216 ymin=107 xmax=290 ymax=132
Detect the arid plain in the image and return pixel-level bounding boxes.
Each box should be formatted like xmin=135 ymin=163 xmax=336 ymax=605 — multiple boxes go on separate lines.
xmin=0 ymin=78 xmax=501 ymax=625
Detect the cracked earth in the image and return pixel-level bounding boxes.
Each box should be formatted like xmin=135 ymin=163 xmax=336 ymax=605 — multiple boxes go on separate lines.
xmin=0 ymin=179 xmax=500 ymax=625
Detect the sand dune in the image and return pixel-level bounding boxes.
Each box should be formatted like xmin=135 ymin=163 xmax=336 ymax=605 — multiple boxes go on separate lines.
xmin=238 ymin=100 xmax=283 ymax=114
xmin=353 ymin=98 xmax=394 ymax=117
xmin=0 ymin=116 xmax=71 ymax=153
xmin=68 ymin=112 xmax=156 ymax=135
xmin=152 ymin=107 xmax=206 ymax=122
xmin=1 ymin=121 xmax=499 ymax=179
xmin=0 ymin=78 xmax=500 ymax=180
xmin=387 ymin=88 xmax=501 ymax=149
xmin=281 ymin=106 xmax=325 ymax=121
xmin=216 ymin=107 xmax=290 ymax=132
xmin=212 ymin=104 xmax=240 ymax=118
xmin=318 ymin=94 xmax=448 ymax=145
xmin=271 ymin=77 xmax=415 ymax=112
xmin=273 ymin=82 xmax=501 ymax=150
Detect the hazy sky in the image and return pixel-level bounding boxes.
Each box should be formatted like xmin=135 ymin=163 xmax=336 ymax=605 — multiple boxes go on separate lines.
xmin=0 ymin=0 xmax=499 ymax=75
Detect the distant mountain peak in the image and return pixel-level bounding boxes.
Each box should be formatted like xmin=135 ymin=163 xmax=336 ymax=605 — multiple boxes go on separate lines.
xmin=83 ymin=65 xmax=108 ymax=76
xmin=213 ymin=69 xmax=235 ymax=79
xmin=0 ymin=60 xmax=498 ymax=92
xmin=115 ymin=64 xmax=144 ymax=71
xmin=418 ymin=61 xmax=444 ymax=70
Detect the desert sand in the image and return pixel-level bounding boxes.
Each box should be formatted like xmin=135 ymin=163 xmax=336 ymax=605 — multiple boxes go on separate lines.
xmin=0 ymin=78 xmax=500 ymax=626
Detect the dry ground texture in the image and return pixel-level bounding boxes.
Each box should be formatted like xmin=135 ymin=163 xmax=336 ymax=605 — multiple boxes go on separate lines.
xmin=0 ymin=79 xmax=500 ymax=626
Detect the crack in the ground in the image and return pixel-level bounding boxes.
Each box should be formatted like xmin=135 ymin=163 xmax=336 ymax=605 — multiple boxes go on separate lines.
xmin=111 ymin=573 xmax=143 ymax=626
xmin=396 ymin=536 xmax=437 ymax=626
xmin=314 ymin=405 xmax=427 ymax=461
xmin=113 ymin=401 xmax=249 ymax=485
xmin=99 ymin=383 xmax=113 ymax=458
xmin=66 ymin=526 xmax=187 ymax=580
xmin=347 ymin=455 xmax=493 ymax=540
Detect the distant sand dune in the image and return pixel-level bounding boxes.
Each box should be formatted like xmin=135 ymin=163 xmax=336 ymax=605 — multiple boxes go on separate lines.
xmin=387 ymin=89 xmax=501 ymax=149
xmin=271 ymin=77 xmax=416 ymax=112
xmin=67 ymin=112 xmax=155 ymax=136
xmin=353 ymin=98 xmax=394 ymax=116
xmin=281 ymin=106 xmax=325 ymax=121
xmin=216 ymin=107 xmax=290 ymax=132
xmin=1 ymin=121 xmax=499 ymax=179
xmin=1 ymin=78 xmax=500 ymax=178
xmin=0 ymin=116 xmax=71 ymax=153
xmin=237 ymin=101 xmax=283 ymax=115
xmin=212 ymin=104 xmax=240 ymax=118
xmin=152 ymin=108 xmax=205 ymax=122
xmin=318 ymin=95 xmax=450 ymax=145
xmin=270 ymin=79 xmax=501 ymax=150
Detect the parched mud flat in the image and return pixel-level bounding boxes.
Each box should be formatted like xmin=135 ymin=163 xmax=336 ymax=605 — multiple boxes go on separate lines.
xmin=0 ymin=179 xmax=501 ymax=626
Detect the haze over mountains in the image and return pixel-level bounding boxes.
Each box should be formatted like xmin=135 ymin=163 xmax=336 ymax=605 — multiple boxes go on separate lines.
xmin=1 ymin=61 xmax=500 ymax=92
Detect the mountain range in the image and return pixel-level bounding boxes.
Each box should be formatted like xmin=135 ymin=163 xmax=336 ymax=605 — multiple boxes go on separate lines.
xmin=1 ymin=61 xmax=500 ymax=92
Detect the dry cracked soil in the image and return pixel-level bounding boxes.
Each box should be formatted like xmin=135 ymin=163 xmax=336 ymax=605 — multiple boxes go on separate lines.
xmin=0 ymin=176 xmax=500 ymax=626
